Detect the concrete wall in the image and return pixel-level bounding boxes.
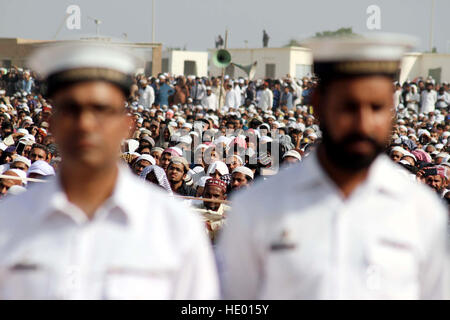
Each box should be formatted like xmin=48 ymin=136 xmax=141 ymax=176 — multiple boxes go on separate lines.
xmin=166 ymin=50 xmax=208 ymax=77
xmin=289 ymin=47 xmax=313 ymax=78
xmin=0 ymin=38 xmax=50 ymax=67
xmin=400 ymin=52 xmax=450 ymax=83
xmin=0 ymin=38 xmax=162 ymax=76
xmin=209 ymin=47 xmax=312 ymax=79
xmin=421 ymin=54 xmax=450 ymax=83
xmin=400 ymin=53 xmax=422 ymax=83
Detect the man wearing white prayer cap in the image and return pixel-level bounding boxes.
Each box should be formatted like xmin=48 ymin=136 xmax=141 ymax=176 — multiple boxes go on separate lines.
xmin=10 ymin=155 xmax=31 ymax=172
xmin=0 ymin=170 xmax=23 ymax=199
xmin=389 ymin=146 xmax=407 ymax=163
xmin=8 ymin=168 xmax=28 ymax=186
xmin=150 ymin=147 xmax=164 ymax=166
xmin=226 ymin=154 xmax=243 ymax=173
xmin=230 ymin=166 xmax=253 ymax=192
xmin=131 ymin=154 xmax=156 ymax=176
xmin=26 ymin=159 xmax=55 ymax=179
xmin=435 ymin=152 xmax=450 ymax=165
xmin=218 ymin=34 xmax=448 ymax=299
xmin=0 ymin=40 xmax=219 ymax=299
xmin=206 ymin=160 xmax=229 ymax=179
xmin=282 ymin=149 xmax=302 ymax=165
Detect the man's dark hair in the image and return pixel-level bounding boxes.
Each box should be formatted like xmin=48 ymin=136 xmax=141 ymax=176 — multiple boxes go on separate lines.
xmin=46 ymin=143 xmax=59 ymax=157
xmin=136 ymin=145 xmax=151 ymax=154
xmin=278 ymin=127 xmax=287 ymax=135
xmin=31 ymin=143 xmax=50 ymax=157
xmin=290 ymin=128 xmax=301 ymax=136
xmin=1 ymin=121 xmax=13 ymax=131
xmin=168 ymin=160 xmax=188 ymax=174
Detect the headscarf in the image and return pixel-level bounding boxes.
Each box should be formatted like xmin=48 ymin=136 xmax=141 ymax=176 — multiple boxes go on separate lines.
xmin=436 ymin=166 xmax=449 ymax=181
xmin=135 ymin=154 xmax=156 ymax=166
xmin=401 ymin=139 xmax=417 ymax=151
xmin=140 ymin=165 xmax=172 ymax=194
xmin=163 ymin=147 xmax=182 ymax=157
xmin=411 ymin=149 xmax=432 ymax=163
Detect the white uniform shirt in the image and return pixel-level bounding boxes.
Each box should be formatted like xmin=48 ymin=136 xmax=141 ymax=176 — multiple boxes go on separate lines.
xmin=421 ymin=90 xmax=437 ymax=114
xmin=258 ymin=89 xmax=273 ymax=112
xmin=0 ymin=165 xmax=219 ymax=299
xmin=138 ymin=85 xmax=155 ymax=109
xmin=217 ymin=151 xmax=448 ymax=299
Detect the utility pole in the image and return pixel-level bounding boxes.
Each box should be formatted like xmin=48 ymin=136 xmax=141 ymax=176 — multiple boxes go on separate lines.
xmin=218 ymin=29 xmax=228 ymax=111
xmin=152 ymin=0 xmax=155 ymax=43
xmin=429 ymin=0 xmax=435 ymax=52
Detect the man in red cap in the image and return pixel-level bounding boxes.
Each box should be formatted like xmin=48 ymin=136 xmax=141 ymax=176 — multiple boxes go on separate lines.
xmin=195 ymin=178 xmax=229 ymax=243
xmin=202 ymin=178 xmax=227 ymax=212
xmin=425 ymin=166 xmax=449 ymax=197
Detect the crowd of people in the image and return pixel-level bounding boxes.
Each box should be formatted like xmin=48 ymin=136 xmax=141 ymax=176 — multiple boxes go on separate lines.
xmin=0 ymin=34 xmax=447 ymax=299
xmin=0 ymin=65 xmax=449 ymax=240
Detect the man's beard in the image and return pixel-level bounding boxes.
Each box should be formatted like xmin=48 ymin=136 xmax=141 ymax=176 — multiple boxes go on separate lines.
xmin=320 ymin=124 xmax=386 ymax=171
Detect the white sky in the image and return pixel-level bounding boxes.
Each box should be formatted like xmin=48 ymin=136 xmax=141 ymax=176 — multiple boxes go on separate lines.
xmin=0 ymin=0 xmax=449 ymax=53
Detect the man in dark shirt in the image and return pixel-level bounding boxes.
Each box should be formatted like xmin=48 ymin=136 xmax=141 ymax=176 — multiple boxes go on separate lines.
xmin=156 ymin=76 xmax=174 ymax=106
xmin=272 ymin=81 xmax=281 ymax=110
xmin=167 ymin=156 xmax=196 ymax=196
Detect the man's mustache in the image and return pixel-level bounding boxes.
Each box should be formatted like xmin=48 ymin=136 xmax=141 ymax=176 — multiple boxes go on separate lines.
xmin=339 ymin=134 xmax=379 ymax=148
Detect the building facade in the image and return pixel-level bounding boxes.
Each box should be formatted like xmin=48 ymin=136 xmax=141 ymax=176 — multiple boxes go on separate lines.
xmin=0 ymin=38 xmax=163 ymax=76
xmin=159 ymin=50 xmax=208 ymax=77
xmin=208 ymin=46 xmax=313 ymax=79
xmin=400 ymin=52 xmax=450 ymax=84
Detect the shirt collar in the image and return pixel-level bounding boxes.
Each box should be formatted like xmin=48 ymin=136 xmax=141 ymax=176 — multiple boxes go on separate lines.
xmin=33 ymin=164 xmax=137 ymax=226
xmin=294 ymin=148 xmax=404 ymax=198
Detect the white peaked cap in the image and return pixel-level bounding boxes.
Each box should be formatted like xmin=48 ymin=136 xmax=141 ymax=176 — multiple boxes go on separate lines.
xmin=28 ymin=41 xmax=139 ymax=78
xmin=303 ymin=33 xmax=417 ymax=62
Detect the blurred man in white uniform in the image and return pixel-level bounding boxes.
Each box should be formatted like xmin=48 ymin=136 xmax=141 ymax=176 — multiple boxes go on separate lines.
xmin=217 ymin=35 xmax=448 ymax=299
xmin=0 ymin=42 xmax=219 ymax=299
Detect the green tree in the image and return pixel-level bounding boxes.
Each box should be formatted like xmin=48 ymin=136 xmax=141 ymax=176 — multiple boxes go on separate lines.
xmin=284 ymin=39 xmax=302 ymax=47
xmin=314 ymin=27 xmax=357 ymax=38
xmin=284 ymin=27 xmax=358 ymax=47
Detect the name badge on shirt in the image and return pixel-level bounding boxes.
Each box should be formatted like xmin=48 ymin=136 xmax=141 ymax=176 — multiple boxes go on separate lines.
xmin=269 ymin=229 xmax=297 ymax=251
